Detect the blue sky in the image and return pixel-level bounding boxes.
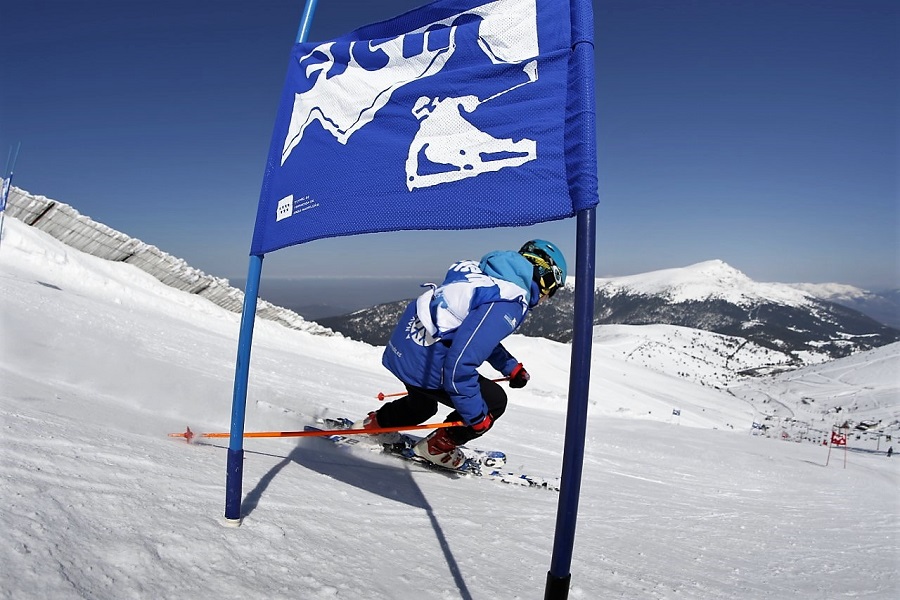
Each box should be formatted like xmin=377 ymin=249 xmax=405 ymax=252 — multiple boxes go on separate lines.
xmin=2 ymin=0 xmax=897 ymax=291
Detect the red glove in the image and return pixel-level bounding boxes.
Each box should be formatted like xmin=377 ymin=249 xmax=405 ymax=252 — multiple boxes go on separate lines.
xmin=471 ymin=413 xmax=493 ymax=434
xmin=509 ymin=363 xmax=530 ymax=388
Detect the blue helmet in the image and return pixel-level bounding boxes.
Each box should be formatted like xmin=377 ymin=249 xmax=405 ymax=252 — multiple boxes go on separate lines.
xmin=519 ymin=239 xmax=567 ymax=297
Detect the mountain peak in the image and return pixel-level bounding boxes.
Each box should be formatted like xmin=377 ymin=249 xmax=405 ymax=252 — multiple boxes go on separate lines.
xmin=597 ymin=260 xmax=812 ymax=307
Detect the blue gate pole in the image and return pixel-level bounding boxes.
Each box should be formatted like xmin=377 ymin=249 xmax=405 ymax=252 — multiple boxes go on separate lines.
xmin=544 ymin=207 xmax=596 ymax=599
xmin=224 ymin=253 xmax=264 ymax=524
xmin=0 ymin=142 xmax=22 ymax=251
xmin=223 ymin=0 xmax=320 ymax=526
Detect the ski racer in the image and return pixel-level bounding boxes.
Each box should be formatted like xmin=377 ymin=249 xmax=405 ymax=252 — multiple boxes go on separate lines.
xmin=355 ymin=239 xmax=567 ymax=469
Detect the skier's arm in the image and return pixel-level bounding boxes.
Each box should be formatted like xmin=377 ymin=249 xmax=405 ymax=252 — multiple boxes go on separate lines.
xmin=486 ymin=343 xmax=519 ymax=376
xmin=442 ymin=301 xmax=521 ymax=426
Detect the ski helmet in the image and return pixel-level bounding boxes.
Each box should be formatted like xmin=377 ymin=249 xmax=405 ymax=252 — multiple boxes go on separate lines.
xmin=519 ymin=239 xmax=567 ymax=298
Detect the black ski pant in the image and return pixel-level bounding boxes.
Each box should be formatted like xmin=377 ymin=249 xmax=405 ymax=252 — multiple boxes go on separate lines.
xmin=375 ymin=375 xmax=508 ymax=445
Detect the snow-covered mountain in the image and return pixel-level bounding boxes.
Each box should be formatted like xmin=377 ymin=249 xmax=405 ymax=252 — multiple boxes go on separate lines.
xmin=322 ymin=260 xmax=900 ymax=369
xmin=1 ymin=215 xmax=898 ymax=599
xmin=584 ymin=260 xmax=899 ymax=359
xmin=595 ymin=259 xmax=812 ymax=306
xmin=786 ymin=281 xmax=900 ymax=330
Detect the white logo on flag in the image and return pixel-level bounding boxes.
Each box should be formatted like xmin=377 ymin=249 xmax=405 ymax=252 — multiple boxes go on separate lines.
xmin=276 ymin=195 xmax=294 ymax=221
xmin=280 ymin=0 xmax=540 ymax=190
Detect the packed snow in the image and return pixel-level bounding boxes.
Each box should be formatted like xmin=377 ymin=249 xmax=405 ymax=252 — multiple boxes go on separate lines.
xmin=1 ymin=217 xmax=897 ymax=599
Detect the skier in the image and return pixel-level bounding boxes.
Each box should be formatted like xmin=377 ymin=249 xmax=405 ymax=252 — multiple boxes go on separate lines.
xmin=355 ymin=239 xmax=567 ymax=469
xmin=888 ymin=446 xmax=893 ymax=458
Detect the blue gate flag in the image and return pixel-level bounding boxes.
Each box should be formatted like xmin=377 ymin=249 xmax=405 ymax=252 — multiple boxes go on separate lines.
xmin=0 ymin=177 xmax=9 ymax=212
xmin=251 ymin=0 xmax=597 ymax=256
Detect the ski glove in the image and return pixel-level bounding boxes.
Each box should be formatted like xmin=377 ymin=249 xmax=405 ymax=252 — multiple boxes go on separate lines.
xmin=508 ymin=363 xmax=530 ymax=388
xmin=471 ymin=413 xmax=494 ymax=434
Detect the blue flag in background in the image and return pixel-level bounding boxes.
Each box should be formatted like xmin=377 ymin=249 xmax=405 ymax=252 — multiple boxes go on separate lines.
xmin=0 ymin=178 xmax=9 ymax=212
xmin=251 ymin=0 xmax=596 ymax=255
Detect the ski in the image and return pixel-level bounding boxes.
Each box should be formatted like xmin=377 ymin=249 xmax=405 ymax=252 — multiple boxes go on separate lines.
xmin=307 ymin=419 xmax=559 ymax=491
xmin=319 ymin=417 xmax=507 ymax=469
xmin=482 ymin=468 xmax=560 ymax=491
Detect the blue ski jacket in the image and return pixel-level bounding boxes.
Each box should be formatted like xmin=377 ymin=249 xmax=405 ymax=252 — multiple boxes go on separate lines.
xmin=382 ymin=251 xmax=540 ymax=426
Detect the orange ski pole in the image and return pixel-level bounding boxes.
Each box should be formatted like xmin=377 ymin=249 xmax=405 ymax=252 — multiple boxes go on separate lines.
xmin=376 ymin=377 xmax=510 ymax=400
xmin=168 ymin=420 xmax=464 ymax=442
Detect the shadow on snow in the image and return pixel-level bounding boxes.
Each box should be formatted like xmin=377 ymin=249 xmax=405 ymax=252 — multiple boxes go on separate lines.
xmin=229 ymin=439 xmax=476 ymax=600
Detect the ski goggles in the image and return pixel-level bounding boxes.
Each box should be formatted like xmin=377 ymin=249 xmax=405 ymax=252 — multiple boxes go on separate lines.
xmin=522 ymin=251 xmax=563 ymax=298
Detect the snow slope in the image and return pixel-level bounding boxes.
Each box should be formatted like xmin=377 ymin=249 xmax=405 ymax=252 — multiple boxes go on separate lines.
xmin=730 ymin=342 xmax=900 ymax=430
xmin=592 ymin=324 xmax=797 ymax=387
xmin=1 ymin=218 xmax=897 ymax=599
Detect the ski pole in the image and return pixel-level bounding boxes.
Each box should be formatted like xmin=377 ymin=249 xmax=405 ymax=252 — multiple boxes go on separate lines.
xmin=168 ymin=420 xmax=464 ymax=442
xmin=376 ymin=377 xmax=510 ymax=400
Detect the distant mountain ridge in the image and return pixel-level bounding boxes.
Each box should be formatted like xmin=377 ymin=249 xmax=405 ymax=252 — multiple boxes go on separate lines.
xmin=319 ymin=260 xmax=900 ymax=371
xmin=783 ymin=282 xmax=900 ymax=330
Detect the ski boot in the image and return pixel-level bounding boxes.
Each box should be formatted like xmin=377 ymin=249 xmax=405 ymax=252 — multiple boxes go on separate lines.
xmin=411 ymin=428 xmax=469 ymax=471
xmin=352 ymin=411 xmax=406 ymax=448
